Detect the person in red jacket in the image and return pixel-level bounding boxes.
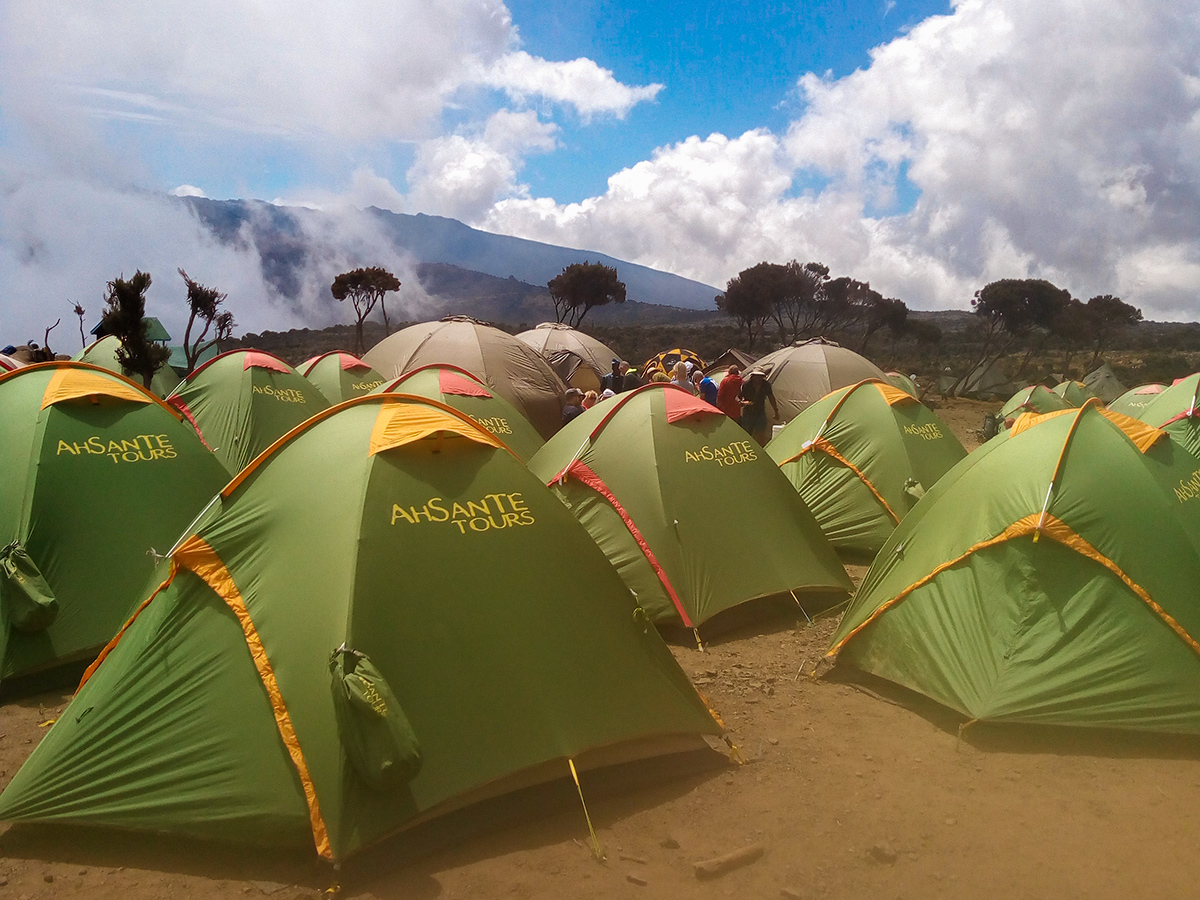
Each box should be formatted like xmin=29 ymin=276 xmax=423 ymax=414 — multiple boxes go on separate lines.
xmin=716 ymin=365 xmax=744 ymax=422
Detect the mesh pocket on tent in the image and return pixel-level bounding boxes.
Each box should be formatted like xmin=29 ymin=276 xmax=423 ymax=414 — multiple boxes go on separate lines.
xmin=329 ymin=646 xmax=422 ymax=790
xmin=0 ymin=542 xmax=58 ymax=633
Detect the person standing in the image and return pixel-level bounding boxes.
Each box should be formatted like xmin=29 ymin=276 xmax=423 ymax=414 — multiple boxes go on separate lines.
xmin=717 ymin=365 xmax=744 ymax=422
xmin=671 ymin=361 xmax=695 ymax=393
xmin=739 ymin=368 xmax=779 ymax=445
xmin=693 ymin=368 xmax=718 ymax=406
xmin=562 ymin=388 xmax=586 ymax=426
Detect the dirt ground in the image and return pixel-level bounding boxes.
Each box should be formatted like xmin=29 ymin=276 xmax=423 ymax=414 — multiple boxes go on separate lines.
xmin=3 ymin=395 xmax=1197 ymax=900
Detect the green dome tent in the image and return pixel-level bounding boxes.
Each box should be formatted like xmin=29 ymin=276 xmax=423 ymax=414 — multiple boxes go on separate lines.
xmin=1051 ymin=379 xmax=1094 ymax=406
xmin=1136 ymin=373 xmax=1200 ymax=456
xmin=0 ymin=363 xmax=229 ymax=682
xmin=0 ymin=394 xmax=722 ymax=859
xmin=528 ymin=385 xmax=851 ymax=640
xmin=374 ymin=364 xmax=545 ymax=461
xmin=767 ymin=380 xmax=967 ymax=558
xmin=1082 ymin=363 xmax=1126 ymax=404
xmin=752 ymin=339 xmax=888 ymax=425
xmin=1109 ymin=383 xmax=1165 ymax=417
xmin=825 ymin=401 xmax=1200 ymax=732
xmin=74 ymin=335 xmax=181 ymax=398
xmin=299 ymin=351 xmax=385 ymax=404
xmin=168 ymin=350 xmax=330 ymax=475
xmin=999 ymin=384 xmax=1071 ymax=425
xmin=363 ymin=317 xmax=568 ymax=441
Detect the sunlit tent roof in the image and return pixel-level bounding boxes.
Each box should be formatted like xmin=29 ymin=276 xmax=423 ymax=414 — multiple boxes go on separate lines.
xmin=1082 ymin=363 xmax=1127 ymax=404
xmin=704 ymin=349 xmax=758 ymax=376
xmin=74 ymin=335 xmax=181 ymax=399
xmin=752 ymin=339 xmax=888 ymax=424
xmin=884 ymin=372 xmax=919 ymax=398
xmin=1136 ymin=372 xmax=1200 ymax=456
xmin=0 ymin=362 xmax=228 ymax=682
xmin=364 ymin=317 xmax=568 ymax=441
xmin=999 ymin=384 xmax=1071 ymax=424
xmin=1108 ymin=383 xmax=1166 ymax=417
xmin=0 ymin=394 xmax=722 ymax=859
xmin=529 ymin=384 xmax=851 ymax=638
xmin=641 ymin=348 xmax=705 ymax=380
xmin=767 ymin=380 xmax=967 ymax=558
xmin=1051 ymin=379 xmax=1094 ymax=406
xmin=300 ymin=351 xmax=386 ymax=404
xmin=167 ymin=349 xmax=330 ymax=476
xmin=826 ymin=401 xmax=1200 ymax=732
xmin=374 ymin=364 xmax=545 ymax=461
xmin=515 ymin=323 xmax=618 ymax=388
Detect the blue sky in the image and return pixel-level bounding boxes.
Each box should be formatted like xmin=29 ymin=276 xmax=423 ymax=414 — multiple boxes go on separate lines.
xmin=1 ymin=0 xmax=1199 ymax=339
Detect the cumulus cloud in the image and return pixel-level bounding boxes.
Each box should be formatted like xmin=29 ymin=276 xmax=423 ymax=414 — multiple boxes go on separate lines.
xmin=480 ymin=52 xmax=663 ymax=120
xmin=485 ymin=0 xmax=1200 ymax=320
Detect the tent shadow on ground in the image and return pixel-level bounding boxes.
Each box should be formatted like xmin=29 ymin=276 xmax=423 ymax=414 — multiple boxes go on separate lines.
xmin=0 ymin=747 xmax=727 ymax=893
xmin=823 ymin=668 xmax=1200 ymax=761
xmin=657 ymin=593 xmax=851 ymax=650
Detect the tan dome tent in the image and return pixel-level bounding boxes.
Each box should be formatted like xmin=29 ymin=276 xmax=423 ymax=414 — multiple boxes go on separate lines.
xmin=516 ymin=323 xmax=618 ymax=392
xmin=1082 ymin=363 xmax=1127 ymax=404
xmin=752 ymin=339 xmax=888 ymax=424
xmin=364 ymin=317 xmax=568 ymax=440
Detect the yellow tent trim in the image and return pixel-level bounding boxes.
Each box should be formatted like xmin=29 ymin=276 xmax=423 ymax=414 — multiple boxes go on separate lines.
xmin=871 ymin=382 xmax=918 ymax=407
xmin=1009 ymin=401 xmax=1164 ymax=453
xmin=369 ymin=403 xmax=504 ymax=456
xmin=173 ymin=535 xmax=333 ymax=860
xmin=42 ymin=368 xmax=153 ymax=409
xmin=827 ymin=512 xmax=1198 ymax=660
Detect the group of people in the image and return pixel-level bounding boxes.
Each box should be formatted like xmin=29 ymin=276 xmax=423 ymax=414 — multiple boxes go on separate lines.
xmin=562 ymin=356 xmax=779 ymax=445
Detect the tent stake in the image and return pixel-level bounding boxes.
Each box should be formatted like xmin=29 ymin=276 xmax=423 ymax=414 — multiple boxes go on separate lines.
xmin=693 ymin=628 xmax=704 ymax=652
xmin=790 ymin=590 xmax=812 ymax=624
xmin=568 ymin=758 xmax=605 ymax=860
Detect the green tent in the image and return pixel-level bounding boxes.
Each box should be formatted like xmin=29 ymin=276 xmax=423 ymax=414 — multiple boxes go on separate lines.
xmin=825 ymin=401 xmax=1200 ymax=732
xmin=0 ymin=394 xmax=721 ymax=859
xmin=999 ymin=384 xmax=1071 ymax=424
xmin=74 ymin=335 xmax=181 ymax=399
xmin=1109 ymin=383 xmax=1165 ymax=417
xmin=167 ymin=350 xmax=330 ymax=475
xmin=1082 ymin=363 xmax=1126 ymax=404
xmin=1051 ymin=379 xmax=1094 ymax=406
xmin=884 ymin=372 xmax=919 ymax=398
xmin=1136 ymin=373 xmax=1200 ymax=456
xmin=0 ymin=362 xmax=229 ymax=681
xmin=528 ymin=385 xmax=851 ymax=638
xmin=767 ymin=380 xmax=967 ymax=558
xmin=374 ymin=364 xmax=545 ymax=462
xmin=300 ymin=351 xmax=386 ymax=404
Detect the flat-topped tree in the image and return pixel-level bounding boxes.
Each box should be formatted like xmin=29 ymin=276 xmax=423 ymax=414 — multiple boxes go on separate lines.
xmin=100 ymin=271 xmax=170 ymax=390
xmin=331 ymin=267 xmax=401 ymax=354
xmin=179 ymin=269 xmax=235 ymax=374
xmin=548 ymin=261 xmax=626 ymax=328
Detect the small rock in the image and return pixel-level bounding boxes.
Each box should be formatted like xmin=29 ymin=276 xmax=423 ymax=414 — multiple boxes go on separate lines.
xmin=660 ymin=837 xmax=680 ymax=850
xmin=626 ymin=874 xmax=648 ymax=886
xmin=780 ymin=889 xmax=804 ymax=900
xmin=78 ymin=869 xmax=88 ymax=876
xmin=768 ymin=737 xmax=779 ymax=746
xmin=619 ymin=854 xmax=647 ymax=865
xmin=867 ymin=844 xmax=898 ymax=865
xmin=944 ymin=817 xmax=957 ymax=826
xmin=42 ymin=875 xmax=54 ymax=884
xmin=0 ymin=877 xmax=7 ymax=887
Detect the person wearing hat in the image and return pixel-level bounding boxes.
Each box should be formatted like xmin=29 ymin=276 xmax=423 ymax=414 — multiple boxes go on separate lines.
xmin=602 ymin=359 xmax=636 ymax=394
xmin=562 ymin=388 xmax=586 ymax=426
xmin=739 ymin=367 xmax=779 ymax=445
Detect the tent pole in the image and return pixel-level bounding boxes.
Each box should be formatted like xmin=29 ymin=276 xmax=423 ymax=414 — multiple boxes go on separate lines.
xmin=568 ymin=758 xmax=605 ymax=860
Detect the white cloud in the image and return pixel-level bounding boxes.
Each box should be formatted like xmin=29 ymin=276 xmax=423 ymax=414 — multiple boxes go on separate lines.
xmin=170 ymin=185 xmax=207 ymax=198
xmin=484 ymin=0 xmax=1200 ymax=320
xmin=481 ymin=51 xmax=663 ymax=121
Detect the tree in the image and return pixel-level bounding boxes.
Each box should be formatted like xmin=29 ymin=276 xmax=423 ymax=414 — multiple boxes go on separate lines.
xmin=547 ymin=262 xmax=626 ymax=328
xmin=717 ymin=262 xmax=785 ymax=349
xmin=71 ymin=301 xmax=87 ymax=348
xmin=1084 ymin=294 xmax=1142 ymax=368
xmin=859 ymin=296 xmax=909 ymax=354
xmin=331 ymin=267 xmax=402 ymax=354
xmin=1050 ymin=297 xmax=1092 ymax=377
xmin=100 ymin=271 xmax=170 ymax=390
xmin=961 ymin=278 xmax=1071 ymax=388
xmin=178 ymin=269 xmax=235 ymax=374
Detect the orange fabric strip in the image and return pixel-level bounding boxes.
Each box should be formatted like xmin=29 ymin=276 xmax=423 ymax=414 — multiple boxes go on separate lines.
xmin=828 ymin=513 xmax=1200 ymax=661
xmin=369 ymin=402 xmax=504 ymax=456
xmin=800 ymin=437 xmax=901 ymax=524
xmin=872 ymin=382 xmax=918 ymax=407
xmin=76 ymin=562 xmax=179 ymax=693
xmin=41 ymin=367 xmax=154 ymax=409
xmin=174 ymin=536 xmax=333 ymax=859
